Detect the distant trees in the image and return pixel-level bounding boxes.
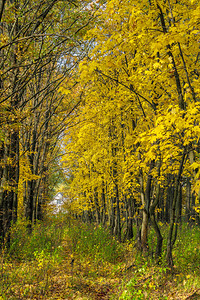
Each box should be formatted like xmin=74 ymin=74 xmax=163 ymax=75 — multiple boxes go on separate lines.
xmin=61 ymin=0 xmax=200 ymax=267
xmin=0 ymin=0 xmax=93 ymax=244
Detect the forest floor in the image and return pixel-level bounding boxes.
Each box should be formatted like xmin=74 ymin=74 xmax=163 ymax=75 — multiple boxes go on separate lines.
xmin=0 ymin=217 xmax=200 ymax=299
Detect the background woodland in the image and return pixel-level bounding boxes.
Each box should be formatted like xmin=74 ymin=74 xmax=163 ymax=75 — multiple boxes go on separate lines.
xmin=0 ymin=0 xmax=200 ymax=299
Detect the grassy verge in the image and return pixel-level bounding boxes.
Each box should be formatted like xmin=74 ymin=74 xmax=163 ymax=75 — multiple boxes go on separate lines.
xmin=0 ymin=217 xmax=200 ymax=299
xmin=119 ymin=223 xmax=200 ymax=300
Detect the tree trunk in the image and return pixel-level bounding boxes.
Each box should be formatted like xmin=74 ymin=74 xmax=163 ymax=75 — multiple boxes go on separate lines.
xmin=109 ymin=196 xmax=116 ymax=236
xmin=151 ymin=213 xmax=163 ymax=261
xmin=94 ymin=188 xmax=101 ymax=224
xmin=101 ymin=185 xmax=107 ymax=225
xmin=149 ymin=158 xmax=163 ymax=262
xmin=186 ymin=178 xmax=191 ymax=223
xmin=140 ymin=163 xmax=153 ymax=253
xmin=166 ymin=150 xmax=186 ymax=268
xmin=114 ymin=183 xmax=121 ymax=242
xmin=124 ymin=196 xmax=134 ymax=240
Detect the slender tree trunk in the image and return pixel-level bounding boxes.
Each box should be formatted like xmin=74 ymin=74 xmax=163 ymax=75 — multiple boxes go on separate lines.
xmin=141 ymin=209 xmax=149 ymax=252
xmin=94 ymin=188 xmax=101 ymax=224
xmin=101 ymin=185 xmax=106 ymax=225
xmin=166 ymin=150 xmax=186 ymax=268
xmin=140 ymin=163 xmax=153 ymax=253
xmin=124 ymin=196 xmax=134 ymax=240
xmin=186 ymin=178 xmax=191 ymax=223
xmin=114 ymin=183 xmax=121 ymax=242
xmin=151 ymin=213 xmax=163 ymax=261
xmin=150 ymin=158 xmax=163 ymax=261
xmin=109 ymin=196 xmax=116 ymax=235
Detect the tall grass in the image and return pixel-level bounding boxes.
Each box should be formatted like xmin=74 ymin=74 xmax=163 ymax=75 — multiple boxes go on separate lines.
xmin=0 ymin=216 xmax=68 ymax=299
xmin=0 ymin=217 xmax=126 ymax=299
xmin=67 ymin=222 xmax=125 ymax=264
xmin=1 ymin=218 xmax=199 ymax=299
xmin=119 ymin=223 xmax=200 ymax=299
xmin=7 ymin=217 xmax=66 ymax=260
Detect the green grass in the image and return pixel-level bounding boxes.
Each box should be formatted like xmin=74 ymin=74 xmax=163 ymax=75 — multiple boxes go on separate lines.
xmin=7 ymin=217 xmax=65 ymax=260
xmin=0 ymin=218 xmax=199 ymax=299
xmin=119 ymin=223 xmax=200 ymax=300
xmin=67 ymin=222 xmax=125 ymax=264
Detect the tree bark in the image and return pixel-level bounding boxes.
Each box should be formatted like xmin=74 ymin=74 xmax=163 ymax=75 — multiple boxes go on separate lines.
xmin=166 ymin=150 xmax=186 ymax=268
xmin=140 ymin=162 xmax=153 ymax=253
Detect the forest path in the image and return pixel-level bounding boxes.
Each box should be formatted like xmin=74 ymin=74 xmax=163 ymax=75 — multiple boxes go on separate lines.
xmin=42 ymin=237 xmax=200 ymax=300
xmin=44 ymin=238 xmax=122 ymax=299
xmin=2 ymin=220 xmax=200 ymax=300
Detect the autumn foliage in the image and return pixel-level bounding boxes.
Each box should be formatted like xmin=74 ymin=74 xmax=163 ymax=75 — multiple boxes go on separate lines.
xmin=0 ymin=1 xmax=200 ymax=298
xmin=61 ymin=0 xmax=200 ymax=266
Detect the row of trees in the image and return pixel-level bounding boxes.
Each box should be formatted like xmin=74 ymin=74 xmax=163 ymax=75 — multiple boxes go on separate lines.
xmin=61 ymin=0 xmax=200 ymax=266
xmin=0 ymin=0 xmax=94 ymax=243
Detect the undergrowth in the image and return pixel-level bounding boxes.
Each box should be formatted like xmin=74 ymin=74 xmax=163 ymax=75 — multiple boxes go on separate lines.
xmin=0 ymin=216 xmax=200 ymax=299
xmin=119 ymin=224 xmax=200 ymax=300
xmin=67 ymin=222 xmax=124 ymax=264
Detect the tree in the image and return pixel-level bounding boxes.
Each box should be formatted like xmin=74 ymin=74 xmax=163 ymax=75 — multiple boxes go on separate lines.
xmin=0 ymin=0 xmax=94 ymax=242
xmin=61 ymin=0 xmax=200 ymax=266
